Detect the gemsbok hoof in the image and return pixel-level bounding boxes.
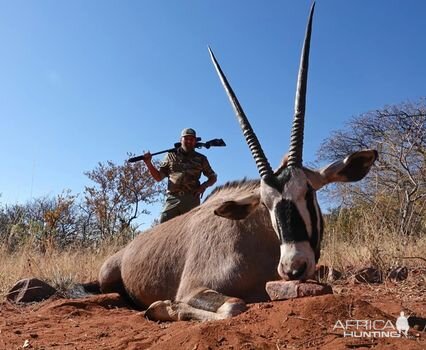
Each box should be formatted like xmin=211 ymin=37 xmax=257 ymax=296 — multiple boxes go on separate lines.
xmin=145 ymin=300 xmax=178 ymax=321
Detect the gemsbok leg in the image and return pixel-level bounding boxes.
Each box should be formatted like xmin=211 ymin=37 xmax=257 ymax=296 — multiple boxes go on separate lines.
xmin=144 ymin=287 xmax=247 ymax=321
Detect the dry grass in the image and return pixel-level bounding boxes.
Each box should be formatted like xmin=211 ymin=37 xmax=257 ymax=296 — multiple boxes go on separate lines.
xmin=320 ymin=230 xmax=426 ymax=271
xmin=0 ymin=240 xmax=126 ymax=302
xmin=320 ymin=208 xmax=426 ymax=273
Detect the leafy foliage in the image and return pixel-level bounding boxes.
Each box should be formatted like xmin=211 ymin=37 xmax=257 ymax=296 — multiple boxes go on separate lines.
xmin=83 ymin=158 xmax=165 ymax=240
xmin=317 ymin=98 xmax=425 ymax=235
xmin=0 ymin=158 xmax=165 ymax=251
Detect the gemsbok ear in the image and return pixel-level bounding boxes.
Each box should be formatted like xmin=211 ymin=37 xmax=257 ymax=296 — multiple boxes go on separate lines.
xmin=214 ymin=192 xmax=261 ymax=220
xmin=305 ymin=149 xmax=378 ymax=190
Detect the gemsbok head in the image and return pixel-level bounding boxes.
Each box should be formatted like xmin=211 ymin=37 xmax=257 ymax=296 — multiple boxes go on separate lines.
xmin=208 ymin=2 xmax=377 ymax=281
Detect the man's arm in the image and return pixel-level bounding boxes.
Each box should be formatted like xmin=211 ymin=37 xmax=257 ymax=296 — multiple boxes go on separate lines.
xmin=142 ymin=152 xmax=164 ymax=182
xmin=194 ymin=173 xmax=217 ymax=198
xmin=200 ymin=173 xmax=217 ymax=189
xmin=194 ymin=157 xmax=217 ymax=198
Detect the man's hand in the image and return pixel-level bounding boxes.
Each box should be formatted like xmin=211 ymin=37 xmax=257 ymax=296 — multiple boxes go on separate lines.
xmin=142 ymin=152 xmax=163 ymax=182
xmin=194 ymin=183 xmax=208 ymax=198
xmin=143 ymin=152 xmax=153 ymax=163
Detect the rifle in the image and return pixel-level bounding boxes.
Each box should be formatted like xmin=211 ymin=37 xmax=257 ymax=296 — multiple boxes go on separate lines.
xmin=128 ymin=138 xmax=226 ymax=163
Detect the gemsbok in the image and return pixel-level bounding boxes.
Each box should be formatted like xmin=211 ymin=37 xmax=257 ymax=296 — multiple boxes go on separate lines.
xmin=97 ymin=3 xmax=378 ymax=321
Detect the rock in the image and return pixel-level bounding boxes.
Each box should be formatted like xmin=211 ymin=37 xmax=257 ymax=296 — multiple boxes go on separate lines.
xmin=315 ymin=265 xmax=342 ymax=282
xmin=265 ymin=280 xmax=333 ymax=301
xmin=352 ymin=267 xmax=382 ymax=284
xmin=6 ymin=278 xmax=57 ymax=303
xmin=388 ymin=266 xmax=408 ymax=282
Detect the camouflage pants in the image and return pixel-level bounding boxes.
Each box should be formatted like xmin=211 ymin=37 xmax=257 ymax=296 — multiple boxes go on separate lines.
xmin=159 ymin=193 xmax=200 ymax=223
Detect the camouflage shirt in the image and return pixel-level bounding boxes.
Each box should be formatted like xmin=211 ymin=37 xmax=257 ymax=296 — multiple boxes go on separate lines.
xmin=159 ymin=148 xmax=217 ymax=194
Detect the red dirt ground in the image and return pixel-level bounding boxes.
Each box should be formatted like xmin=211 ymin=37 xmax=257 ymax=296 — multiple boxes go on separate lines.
xmin=1 ymin=278 xmax=425 ymax=350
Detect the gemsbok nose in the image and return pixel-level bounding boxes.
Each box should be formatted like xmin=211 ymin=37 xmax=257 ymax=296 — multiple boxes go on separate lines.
xmin=285 ymin=262 xmax=307 ymax=280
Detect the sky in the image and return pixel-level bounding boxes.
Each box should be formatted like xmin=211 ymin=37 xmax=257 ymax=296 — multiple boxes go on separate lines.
xmin=0 ymin=0 xmax=425 ymax=228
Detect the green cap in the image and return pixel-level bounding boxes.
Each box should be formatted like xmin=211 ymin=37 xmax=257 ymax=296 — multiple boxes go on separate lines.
xmin=181 ymin=128 xmax=197 ymax=137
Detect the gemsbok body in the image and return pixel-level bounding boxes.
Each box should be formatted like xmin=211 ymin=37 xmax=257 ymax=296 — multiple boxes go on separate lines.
xmin=97 ymin=3 xmax=378 ymax=321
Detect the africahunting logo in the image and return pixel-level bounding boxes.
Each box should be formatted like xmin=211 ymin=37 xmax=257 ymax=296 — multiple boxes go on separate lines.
xmin=333 ymin=311 xmax=410 ymax=338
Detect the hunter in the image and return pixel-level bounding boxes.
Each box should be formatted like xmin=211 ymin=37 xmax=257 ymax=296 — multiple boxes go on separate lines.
xmin=143 ymin=128 xmax=217 ymax=223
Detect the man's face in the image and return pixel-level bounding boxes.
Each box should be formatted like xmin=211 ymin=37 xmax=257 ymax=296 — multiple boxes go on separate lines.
xmin=181 ymin=135 xmax=197 ymax=152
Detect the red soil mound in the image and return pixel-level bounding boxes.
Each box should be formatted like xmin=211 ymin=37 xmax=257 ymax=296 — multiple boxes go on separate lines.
xmin=1 ymin=283 xmax=424 ymax=349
